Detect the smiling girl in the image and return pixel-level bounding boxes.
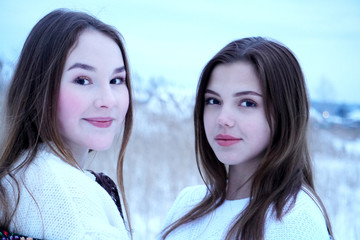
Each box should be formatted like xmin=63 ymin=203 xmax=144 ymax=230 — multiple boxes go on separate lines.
xmin=159 ymin=37 xmax=334 ymax=240
xmin=0 ymin=9 xmax=133 ymax=239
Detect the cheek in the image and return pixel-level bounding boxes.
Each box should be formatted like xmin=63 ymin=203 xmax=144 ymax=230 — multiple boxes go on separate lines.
xmin=248 ymin=117 xmax=271 ymax=144
xmin=116 ymin=88 xmax=130 ymax=118
xmin=57 ymin=89 xmax=86 ymax=122
xmin=203 ymin=109 xmax=214 ymax=141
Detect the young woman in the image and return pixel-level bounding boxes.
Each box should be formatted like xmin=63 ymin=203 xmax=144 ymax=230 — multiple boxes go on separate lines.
xmin=160 ymin=37 xmax=334 ymax=240
xmin=0 ymin=9 xmax=133 ymax=239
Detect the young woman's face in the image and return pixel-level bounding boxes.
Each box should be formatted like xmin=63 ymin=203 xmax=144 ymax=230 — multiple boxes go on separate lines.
xmin=57 ymin=30 xmax=129 ymax=155
xmin=203 ymin=61 xmax=270 ymax=168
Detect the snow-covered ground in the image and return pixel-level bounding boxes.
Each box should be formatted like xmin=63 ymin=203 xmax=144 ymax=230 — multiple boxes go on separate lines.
xmin=314 ymin=154 xmax=360 ymax=240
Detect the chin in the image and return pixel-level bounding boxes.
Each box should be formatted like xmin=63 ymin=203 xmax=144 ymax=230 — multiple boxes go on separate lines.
xmin=215 ymin=153 xmax=241 ymax=165
xmin=87 ymin=139 xmax=114 ymax=151
xmin=91 ymin=146 xmax=112 ymax=151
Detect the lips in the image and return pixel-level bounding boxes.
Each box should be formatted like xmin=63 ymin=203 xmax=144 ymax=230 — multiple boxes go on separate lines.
xmin=215 ymin=134 xmax=241 ymax=147
xmin=84 ymin=117 xmax=114 ymax=128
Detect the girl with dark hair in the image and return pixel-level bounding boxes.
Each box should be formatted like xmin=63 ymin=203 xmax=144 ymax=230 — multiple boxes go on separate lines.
xmin=0 ymin=9 xmax=133 ymax=239
xmin=160 ymin=37 xmax=333 ymax=240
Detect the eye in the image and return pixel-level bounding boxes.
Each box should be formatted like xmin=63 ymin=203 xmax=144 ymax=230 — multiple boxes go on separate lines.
xmin=110 ymin=77 xmax=126 ymax=85
xmin=240 ymin=100 xmax=256 ymax=107
xmin=205 ymin=97 xmax=221 ymax=105
xmin=74 ymin=76 xmax=91 ymax=85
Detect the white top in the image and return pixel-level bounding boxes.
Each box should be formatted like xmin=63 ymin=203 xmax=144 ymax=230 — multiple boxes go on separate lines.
xmin=160 ymin=185 xmax=330 ymax=240
xmin=1 ymin=145 xmax=129 ymax=239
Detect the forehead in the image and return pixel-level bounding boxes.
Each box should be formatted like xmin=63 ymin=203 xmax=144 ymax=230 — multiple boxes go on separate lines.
xmin=64 ymin=30 xmax=124 ymax=67
xmin=207 ymin=61 xmax=261 ymax=93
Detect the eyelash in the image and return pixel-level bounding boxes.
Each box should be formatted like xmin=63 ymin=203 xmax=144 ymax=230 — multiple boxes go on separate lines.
xmin=239 ymin=99 xmax=257 ymax=108
xmin=73 ymin=76 xmax=126 ymax=85
xmin=204 ymin=97 xmax=257 ymax=108
xmin=110 ymin=77 xmax=126 ymax=85
xmin=74 ymin=76 xmax=91 ymax=85
xmin=205 ymin=97 xmax=220 ymax=105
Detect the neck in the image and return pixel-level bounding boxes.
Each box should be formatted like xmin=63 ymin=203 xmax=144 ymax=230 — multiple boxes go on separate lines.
xmin=67 ymin=145 xmax=89 ymax=169
xmin=226 ymin=159 xmax=260 ymax=200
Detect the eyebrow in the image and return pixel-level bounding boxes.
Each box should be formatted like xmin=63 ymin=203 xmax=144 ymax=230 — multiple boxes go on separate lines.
xmin=67 ymin=63 xmax=126 ymax=74
xmin=113 ymin=66 xmax=126 ymax=74
xmin=67 ymin=63 xmax=95 ymax=71
xmin=205 ymin=89 xmax=262 ymax=97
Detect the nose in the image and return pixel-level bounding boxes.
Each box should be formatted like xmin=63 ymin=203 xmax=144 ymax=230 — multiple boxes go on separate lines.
xmin=94 ymin=85 xmax=116 ymax=109
xmin=217 ymin=107 xmax=235 ymax=127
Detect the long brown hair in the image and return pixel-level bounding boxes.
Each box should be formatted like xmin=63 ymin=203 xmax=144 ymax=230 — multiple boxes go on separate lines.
xmin=0 ymin=9 xmax=133 ymax=235
xmin=161 ymin=37 xmax=333 ymax=239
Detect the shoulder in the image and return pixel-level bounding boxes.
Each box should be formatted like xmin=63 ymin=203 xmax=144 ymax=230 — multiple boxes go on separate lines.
xmin=162 ymin=185 xmax=207 ymax=227
xmin=176 ymin=185 xmax=208 ymax=203
xmin=22 ymin=147 xmax=118 ymax=213
xmin=8 ymin=147 xmax=127 ymax=239
xmin=265 ymin=189 xmax=330 ymax=240
xmin=172 ymin=185 xmax=208 ymax=211
xmin=20 ymin=148 xmax=92 ymax=194
xmin=287 ymin=189 xmax=328 ymax=226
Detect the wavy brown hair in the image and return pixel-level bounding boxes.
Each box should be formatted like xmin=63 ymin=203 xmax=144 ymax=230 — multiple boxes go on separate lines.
xmin=161 ymin=37 xmax=333 ymax=239
xmin=0 ymin=9 xmax=133 ymax=236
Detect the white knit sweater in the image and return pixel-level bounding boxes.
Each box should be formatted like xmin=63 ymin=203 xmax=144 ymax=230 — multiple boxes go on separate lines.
xmin=1 ymin=146 xmax=129 ymax=239
xmin=160 ymin=185 xmax=330 ymax=240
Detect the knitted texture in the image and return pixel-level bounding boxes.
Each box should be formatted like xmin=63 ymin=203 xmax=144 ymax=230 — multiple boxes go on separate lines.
xmin=160 ymin=185 xmax=330 ymax=240
xmin=2 ymin=146 xmax=129 ymax=240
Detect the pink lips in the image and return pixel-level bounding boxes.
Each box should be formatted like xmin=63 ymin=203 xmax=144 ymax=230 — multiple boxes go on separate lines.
xmin=84 ymin=117 xmax=114 ymax=128
xmin=215 ymin=134 xmax=241 ymax=146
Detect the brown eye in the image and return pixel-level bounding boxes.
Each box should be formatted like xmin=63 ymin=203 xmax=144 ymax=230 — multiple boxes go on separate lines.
xmin=74 ymin=77 xmax=91 ymax=85
xmin=205 ymin=97 xmax=220 ymax=105
xmin=110 ymin=77 xmax=125 ymax=85
xmin=240 ymin=100 xmax=256 ymax=107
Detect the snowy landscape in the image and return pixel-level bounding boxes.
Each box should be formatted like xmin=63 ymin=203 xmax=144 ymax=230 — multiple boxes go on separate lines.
xmin=1 ymin=69 xmax=359 ymax=239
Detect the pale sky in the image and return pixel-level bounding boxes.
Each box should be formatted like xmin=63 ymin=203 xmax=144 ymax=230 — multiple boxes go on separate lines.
xmin=1 ymin=0 xmax=359 ymax=103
